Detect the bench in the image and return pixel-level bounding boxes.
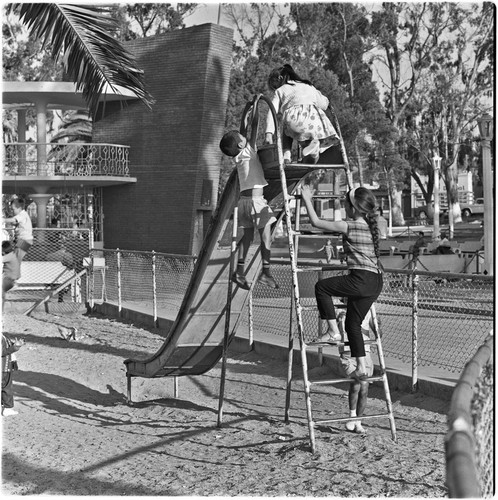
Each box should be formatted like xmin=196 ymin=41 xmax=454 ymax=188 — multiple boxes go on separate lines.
xmin=392 ymin=241 xmax=413 ymax=255
xmin=16 ymin=261 xmax=76 ymax=288
xmin=457 ymin=241 xmax=483 ymax=256
xmin=379 ymin=240 xmax=398 ymax=256
xmin=381 ymin=254 xmax=466 ymax=274
xmin=7 ymin=261 xmax=82 ymax=304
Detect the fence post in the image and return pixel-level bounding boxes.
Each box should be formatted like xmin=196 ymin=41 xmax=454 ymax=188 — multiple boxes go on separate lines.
xmin=248 ymin=290 xmax=254 ymax=349
xmin=317 ymin=269 xmax=324 ymax=366
xmin=152 ymin=250 xmax=158 ymax=327
xmin=89 ymin=249 xmax=95 ymax=310
xmin=411 ymin=265 xmax=419 ymax=392
xmin=117 ymin=249 xmax=122 ymax=317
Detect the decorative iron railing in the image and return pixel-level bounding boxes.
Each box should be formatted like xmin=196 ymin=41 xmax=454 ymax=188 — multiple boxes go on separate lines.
xmin=3 ymin=143 xmax=130 ymax=177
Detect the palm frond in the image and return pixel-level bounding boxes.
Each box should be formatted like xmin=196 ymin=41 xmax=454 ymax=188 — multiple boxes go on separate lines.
xmin=11 ymin=4 xmax=154 ymax=115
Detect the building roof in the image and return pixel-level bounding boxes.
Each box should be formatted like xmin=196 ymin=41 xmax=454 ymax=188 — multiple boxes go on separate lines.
xmin=2 ymin=81 xmax=138 ymax=110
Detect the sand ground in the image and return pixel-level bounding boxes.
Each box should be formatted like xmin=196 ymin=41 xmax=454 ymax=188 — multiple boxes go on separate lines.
xmin=2 ymin=309 xmax=449 ymax=497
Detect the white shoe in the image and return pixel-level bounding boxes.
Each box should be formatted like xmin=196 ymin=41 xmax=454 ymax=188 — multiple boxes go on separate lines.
xmin=345 ymin=421 xmax=356 ymax=432
xmin=354 ymin=423 xmax=366 ymax=434
xmin=345 ymin=420 xmax=366 ymax=434
xmin=302 ymin=139 xmax=320 ymax=157
xmin=2 ymin=408 xmax=18 ymax=416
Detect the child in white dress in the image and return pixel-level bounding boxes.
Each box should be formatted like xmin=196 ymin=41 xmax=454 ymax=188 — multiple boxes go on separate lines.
xmin=265 ymin=64 xmax=339 ymax=164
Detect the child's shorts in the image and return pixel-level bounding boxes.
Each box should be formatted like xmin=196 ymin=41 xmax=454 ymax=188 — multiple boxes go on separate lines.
xmin=339 ymin=352 xmax=374 ymax=379
xmin=15 ymin=239 xmax=32 ymax=253
xmin=2 ymin=277 xmax=16 ymax=294
xmin=238 ymin=196 xmax=276 ymax=230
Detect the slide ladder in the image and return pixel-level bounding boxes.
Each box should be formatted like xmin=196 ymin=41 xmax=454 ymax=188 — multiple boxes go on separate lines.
xmin=274 ymin=113 xmax=397 ymax=453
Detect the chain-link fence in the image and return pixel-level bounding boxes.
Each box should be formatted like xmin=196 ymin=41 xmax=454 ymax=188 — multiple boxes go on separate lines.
xmin=4 ymin=228 xmax=90 ymax=309
xmin=89 ymin=249 xmax=196 ymax=324
xmin=446 ymin=333 xmax=494 ymax=497
xmin=86 ymin=249 xmax=493 ymax=495
xmin=88 ymin=252 xmax=493 ymax=377
xmin=244 ymin=264 xmax=493 ymax=376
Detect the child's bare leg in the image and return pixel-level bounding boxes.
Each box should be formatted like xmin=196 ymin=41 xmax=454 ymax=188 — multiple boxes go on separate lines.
xmin=232 ymin=228 xmax=253 ymax=290
xmin=257 ymin=224 xmax=278 ymax=288
xmin=282 ymin=134 xmax=293 ymax=162
xmin=346 ymin=380 xmax=368 ymax=434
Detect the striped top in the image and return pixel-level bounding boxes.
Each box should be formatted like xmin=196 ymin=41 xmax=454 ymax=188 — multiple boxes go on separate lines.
xmin=343 ymin=219 xmax=379 ymax=273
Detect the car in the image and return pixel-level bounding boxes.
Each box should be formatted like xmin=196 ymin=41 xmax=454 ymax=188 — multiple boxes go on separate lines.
xmin=413 ymin=202 xmax=448 ymax=219
xmin=460 ymin=198 xmax=484 ymax=217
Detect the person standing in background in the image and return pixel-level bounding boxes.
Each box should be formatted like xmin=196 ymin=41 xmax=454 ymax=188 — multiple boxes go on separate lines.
xmin=4 ymin=198 xmax=33 ymax=264
xmin=377 ymin=207 xmax=388 ymax=240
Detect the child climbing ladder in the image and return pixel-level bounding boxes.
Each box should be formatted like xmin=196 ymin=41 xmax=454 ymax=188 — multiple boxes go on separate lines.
xmin=219 ymin=98 xmax=279 ymax=290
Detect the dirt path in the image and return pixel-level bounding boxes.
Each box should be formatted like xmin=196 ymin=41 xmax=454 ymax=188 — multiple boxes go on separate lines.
xmin=2 ymin=310 xmax=449 ymax=497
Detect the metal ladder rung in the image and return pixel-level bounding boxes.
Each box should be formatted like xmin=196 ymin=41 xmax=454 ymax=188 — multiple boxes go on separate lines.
xmin=305 ymin=338 xmax=377 ymax=347
xmin=292 ymin=230 xmax=341 ymax=236
xmin=295 ymin=266 xmax=324 ymax=272
xmin=314 ymin=412 xmax=392 ymax=426
xmin=286 ymin=163 xmax=348 ymax=169
xmin=300 ymin=305 xmax=320 ymax=312
xmin=310 ymin=374 xmax=385 ymax=385
xmin=191 ymin=311 xmax=245 ymax=316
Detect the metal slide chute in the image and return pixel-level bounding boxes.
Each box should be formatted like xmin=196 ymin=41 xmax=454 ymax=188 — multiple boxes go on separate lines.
xmin=123 ymin=94 xmax=346 ymax=395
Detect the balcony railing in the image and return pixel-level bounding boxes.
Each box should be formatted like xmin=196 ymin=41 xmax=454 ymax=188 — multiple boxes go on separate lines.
xmin=3 ymin=143 xmax=130 ymax=177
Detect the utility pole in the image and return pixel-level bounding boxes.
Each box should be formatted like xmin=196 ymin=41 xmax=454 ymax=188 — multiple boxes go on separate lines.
xmin=477 ymin=114 xmax=494 ymax=275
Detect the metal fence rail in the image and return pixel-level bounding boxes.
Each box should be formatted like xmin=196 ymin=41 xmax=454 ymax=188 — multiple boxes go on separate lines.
xmin=446 ymin=333 xmax=494 ymax=497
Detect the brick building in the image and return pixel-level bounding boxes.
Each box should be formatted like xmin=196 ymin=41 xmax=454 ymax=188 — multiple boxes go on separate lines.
xmin=93 ymin=23 xmax=233 ymax=255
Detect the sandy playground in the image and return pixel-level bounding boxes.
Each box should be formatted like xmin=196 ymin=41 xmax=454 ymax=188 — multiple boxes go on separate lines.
xmin=2 ymin=308 xmax=450 ymax=497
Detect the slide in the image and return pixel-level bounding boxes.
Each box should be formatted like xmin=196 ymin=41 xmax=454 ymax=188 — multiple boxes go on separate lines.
xmin=123 ymin=144 xmax=346 ymax=381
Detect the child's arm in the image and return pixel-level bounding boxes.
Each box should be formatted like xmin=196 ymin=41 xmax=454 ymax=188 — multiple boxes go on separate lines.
xmin=301 ymin=185 xmax=348 ymax=234
xmin=265 ymin=91 xmax=281 ymax=139
xmin=240 ymin=104 xmax=253 ymax=138
xmin=249 ymin=105 xmax=260 ymax=148
xmin=2 ymin=336 xmax=24 ymax=355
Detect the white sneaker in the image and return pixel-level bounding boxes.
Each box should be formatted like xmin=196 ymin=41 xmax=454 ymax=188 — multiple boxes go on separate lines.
xmin=354 ymin=423 xmax=366 ymax=434
xmin=345 ymin=421 xmax=356 ymax=432
xmin=302 ymin=139 xmax=320 ymax=157
xmin=2 ymin=408 xmax=18 ymax=416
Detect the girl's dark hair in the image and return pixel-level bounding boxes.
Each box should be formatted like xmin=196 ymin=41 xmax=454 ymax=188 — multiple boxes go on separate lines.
xmin=268 ymin=64 xmax=312 ymax=91
xmin=347 ymin=187 xmax=380 ymax=259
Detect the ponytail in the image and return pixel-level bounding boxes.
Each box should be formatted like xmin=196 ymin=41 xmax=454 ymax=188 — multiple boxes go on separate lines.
xmin=348 ymin=187 xmax=381 ymax=260
xmin=364 ymin=213 xmax=381 ymax=259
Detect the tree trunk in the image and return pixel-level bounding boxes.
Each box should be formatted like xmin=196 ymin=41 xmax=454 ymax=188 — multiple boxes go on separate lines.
xmin=354 ymin=138 xmax=364 ymax=186
xmin=444 ymin=159 xmax=461 ymax=236
xmin=387 ymin=174 xmax=404 ymax=226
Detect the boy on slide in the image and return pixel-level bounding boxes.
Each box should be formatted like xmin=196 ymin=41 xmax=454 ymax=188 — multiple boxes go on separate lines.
xmin=219 ymin=106 xmax=279 ymax=290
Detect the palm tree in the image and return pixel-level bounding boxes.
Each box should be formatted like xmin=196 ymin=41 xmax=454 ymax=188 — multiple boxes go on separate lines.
xmin=9 ymin=3 xmax=154 ymax=115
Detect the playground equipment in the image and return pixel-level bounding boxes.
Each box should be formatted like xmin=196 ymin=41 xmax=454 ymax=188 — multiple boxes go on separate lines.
xmin=123 ymin=94 xmax=396 ymax=452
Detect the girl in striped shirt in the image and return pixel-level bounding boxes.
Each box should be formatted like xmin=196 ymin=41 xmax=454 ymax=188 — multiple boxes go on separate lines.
xmin=301 ymin=184 xmax=383 ymax=381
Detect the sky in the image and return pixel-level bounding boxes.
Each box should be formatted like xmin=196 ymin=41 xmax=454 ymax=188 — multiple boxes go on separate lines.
xmin=183 ymin=3 xmax=224 ymax=27
xmin=182 ymin=2 xmax=391 ymax=96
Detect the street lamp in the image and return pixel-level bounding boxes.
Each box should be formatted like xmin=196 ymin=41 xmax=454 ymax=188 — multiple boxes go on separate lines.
xmin=477 ymin=113 xmax=494 ymax=275
xmin=432 ymin=154 xmax=442 ymax=241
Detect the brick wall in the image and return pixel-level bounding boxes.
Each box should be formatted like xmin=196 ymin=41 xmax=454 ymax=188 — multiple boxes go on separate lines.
xmin=92 ymin=24 xmax=233 ymax=254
